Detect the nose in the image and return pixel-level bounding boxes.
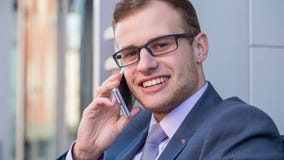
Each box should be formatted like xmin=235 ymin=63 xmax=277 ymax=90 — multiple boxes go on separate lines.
xmin=137 ymin=48 xmax=158 ymax=73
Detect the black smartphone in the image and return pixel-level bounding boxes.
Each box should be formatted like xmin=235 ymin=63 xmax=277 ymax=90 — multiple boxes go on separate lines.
xmin=112 ymin=73 xmax=135 ymax=118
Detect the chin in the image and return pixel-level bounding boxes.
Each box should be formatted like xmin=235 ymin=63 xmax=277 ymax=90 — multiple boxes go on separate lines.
xmin=142 ymin=100 xmax=175 ymax=114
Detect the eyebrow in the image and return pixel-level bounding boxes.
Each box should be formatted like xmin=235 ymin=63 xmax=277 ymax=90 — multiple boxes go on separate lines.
xmin=116 ymin=33 xmax=169 ymax=50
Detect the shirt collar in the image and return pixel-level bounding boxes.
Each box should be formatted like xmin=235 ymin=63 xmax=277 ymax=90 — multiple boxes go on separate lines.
xmin=149 ymin=82 xmax=208 ymax=138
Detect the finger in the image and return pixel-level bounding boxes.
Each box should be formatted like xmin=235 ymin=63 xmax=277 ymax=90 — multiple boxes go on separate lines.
xmin=101 ymin=72 xmax=123 ymax=87
xmin=95 ymin=74 xmax=123 ymax=98
xmin=95 ymin=83 xmax=117 ymax=98
xmin=84 ymin=97 xmax=117 ymax=115
xmin=130 ymin=107 xmax=142 ymax=117
xmin=90 ymin=97 xmax=114 ymax=108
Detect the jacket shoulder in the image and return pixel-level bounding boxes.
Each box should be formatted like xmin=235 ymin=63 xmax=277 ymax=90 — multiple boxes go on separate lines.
xmin=104 ymin=109 xmax=151 ymax=158
xmin=199 ymin=97 xmax=284 ymax=159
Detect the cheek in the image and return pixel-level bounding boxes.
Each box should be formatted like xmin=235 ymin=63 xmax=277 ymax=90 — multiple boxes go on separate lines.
xmin=175 ymin=51 xmax=195 ymax=70
xmin=174 ymin=52 xmax=198 ymax=83
xmin=123 ymin=67 xmax=137 ymax=90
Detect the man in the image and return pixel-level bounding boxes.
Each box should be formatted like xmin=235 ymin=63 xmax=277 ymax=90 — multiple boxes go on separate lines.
xmin=59 ymin=0 xmax=284 ymax=159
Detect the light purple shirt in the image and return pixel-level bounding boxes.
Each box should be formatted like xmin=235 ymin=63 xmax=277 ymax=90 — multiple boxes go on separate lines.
xmin=134 ymin=82 xmax=208 ymax=160
xmin=67 ymin=82 xmax=208 ymax=160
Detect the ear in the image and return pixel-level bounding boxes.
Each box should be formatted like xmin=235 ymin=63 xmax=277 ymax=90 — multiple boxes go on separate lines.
xmin=193 ymin=32 xmax=209 ymax=64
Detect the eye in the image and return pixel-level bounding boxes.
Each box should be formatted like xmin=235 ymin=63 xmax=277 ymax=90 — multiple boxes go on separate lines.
xmin=121 ymin=48 xmax=139 ymax=61
xmin=114 ymin=54 xmax=122 ymax=60
xmin=149 ymin=37 xmax=174 ymax=52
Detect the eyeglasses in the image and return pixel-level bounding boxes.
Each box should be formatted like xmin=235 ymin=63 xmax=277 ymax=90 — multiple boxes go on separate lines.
xmin=112 ymin=32 xmax=198 ymax=68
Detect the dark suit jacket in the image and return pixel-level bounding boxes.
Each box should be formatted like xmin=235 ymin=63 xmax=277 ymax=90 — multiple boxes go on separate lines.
xmin=58 ymin=82 xmax=284 ymax=160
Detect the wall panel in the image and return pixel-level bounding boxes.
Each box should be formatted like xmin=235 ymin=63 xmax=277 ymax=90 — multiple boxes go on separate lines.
xmin=251 ymin=48 xmax=284 ymax=133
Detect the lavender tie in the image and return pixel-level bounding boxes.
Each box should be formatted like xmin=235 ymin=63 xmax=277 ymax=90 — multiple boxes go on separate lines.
xmin=141 ymin=124 xmax=167 ymax=160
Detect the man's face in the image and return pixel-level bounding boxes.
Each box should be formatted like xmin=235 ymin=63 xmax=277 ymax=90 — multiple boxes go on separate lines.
xmin=114 ymin=1 xmax=203 ymax=119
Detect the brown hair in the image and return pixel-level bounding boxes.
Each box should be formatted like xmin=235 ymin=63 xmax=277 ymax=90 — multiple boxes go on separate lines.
xmin=112 ymin=0 xmax=201 ymax=34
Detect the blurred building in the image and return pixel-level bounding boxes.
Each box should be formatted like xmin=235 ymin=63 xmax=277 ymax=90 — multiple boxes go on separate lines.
xmin=0 ymin=0 xmax=283 ymax=160
xmin=1 ymin=0 xmax=94 ymax=159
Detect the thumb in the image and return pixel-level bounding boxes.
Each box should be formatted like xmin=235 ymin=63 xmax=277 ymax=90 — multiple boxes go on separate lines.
xmin=117 ymin=107 xmax=142 ymax=133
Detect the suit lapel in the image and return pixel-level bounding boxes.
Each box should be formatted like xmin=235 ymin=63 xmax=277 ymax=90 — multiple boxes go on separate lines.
xmin=117 ymin=125 xmax=149 ymax=160
xmin=158 ymin=82 xmax=223 ymax=160
xmin=158 ymin=123 xmax=195 ymax=160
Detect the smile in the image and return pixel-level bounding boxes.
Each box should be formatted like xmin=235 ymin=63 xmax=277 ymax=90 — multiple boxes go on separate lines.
xmin=142 ymin=77 xmax=169 ymax=88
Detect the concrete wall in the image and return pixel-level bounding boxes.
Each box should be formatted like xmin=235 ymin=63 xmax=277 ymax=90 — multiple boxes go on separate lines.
xmin=249 ymin=0 xmax=284 ymax=134
xmin=191 ymin=0 xmax=284 ymax=133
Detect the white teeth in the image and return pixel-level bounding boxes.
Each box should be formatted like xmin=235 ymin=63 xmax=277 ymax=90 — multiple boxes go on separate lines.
xmin=142 ymin=77 xmax=168 ymax=88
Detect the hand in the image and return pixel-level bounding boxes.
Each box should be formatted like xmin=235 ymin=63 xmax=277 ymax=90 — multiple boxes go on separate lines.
xmin=73 ymin=72 xmax=141 ymax=160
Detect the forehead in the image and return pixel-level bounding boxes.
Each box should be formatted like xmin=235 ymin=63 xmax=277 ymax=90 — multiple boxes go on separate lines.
xmin=114 ymin=1 xmax=185 ymax=49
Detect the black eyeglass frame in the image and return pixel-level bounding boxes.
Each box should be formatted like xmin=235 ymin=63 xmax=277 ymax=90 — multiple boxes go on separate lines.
xmin=112 ymin=32 xmax=199 ymax=68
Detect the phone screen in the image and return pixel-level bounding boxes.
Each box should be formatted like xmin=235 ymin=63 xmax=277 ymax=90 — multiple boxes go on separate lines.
xmin=112 ymin=74 xmax=136 ymax=118
xmin=118 ymin=74 xmax=135 ymax=111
